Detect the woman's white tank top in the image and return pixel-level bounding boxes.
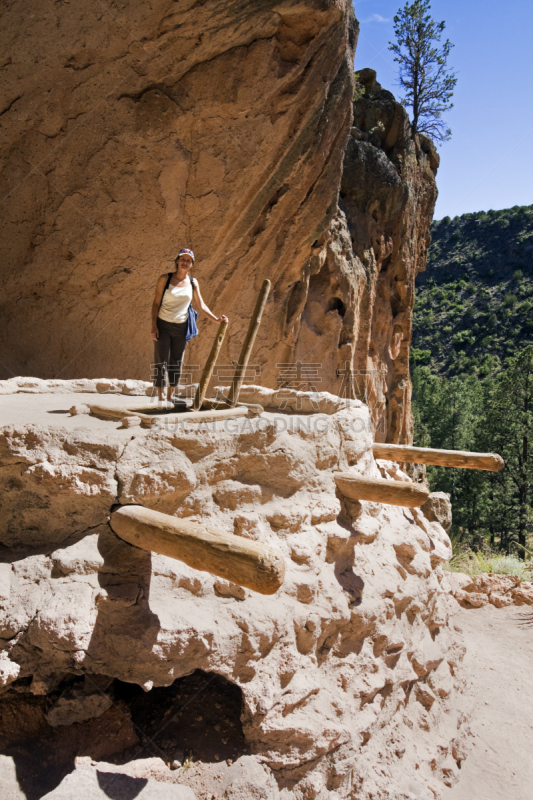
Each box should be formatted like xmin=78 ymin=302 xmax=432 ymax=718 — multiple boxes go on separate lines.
xmin=158 ymin=277 xmax=193 ymax=323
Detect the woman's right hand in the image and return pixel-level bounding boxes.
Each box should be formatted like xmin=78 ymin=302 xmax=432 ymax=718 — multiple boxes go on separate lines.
xmin=151 ymin=327 xmax=159 ymax=341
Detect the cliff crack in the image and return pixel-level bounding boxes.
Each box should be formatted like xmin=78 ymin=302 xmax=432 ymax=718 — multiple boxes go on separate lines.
xmin=0 ymin=95 xmax=21 ymax=117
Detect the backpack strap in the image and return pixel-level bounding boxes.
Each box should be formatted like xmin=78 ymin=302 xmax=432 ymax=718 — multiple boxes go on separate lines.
xmin=160 ymin=274 xmax=194 ymax=307
xmin=159 ymin=273 xmax=173 ymax=309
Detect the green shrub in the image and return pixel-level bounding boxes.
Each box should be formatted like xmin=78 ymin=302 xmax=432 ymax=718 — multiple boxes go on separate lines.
xmin=504 ymin=292 xmax=518 ymax=308
xmin=453 ymin=330 xmax=474 ymax=348
xmin=410 ymin=348 xmax=432 ymax=365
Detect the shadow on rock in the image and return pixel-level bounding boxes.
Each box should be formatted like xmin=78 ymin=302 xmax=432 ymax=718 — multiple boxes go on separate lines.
xmin=85 ymin=526 xmax=161 ymax=685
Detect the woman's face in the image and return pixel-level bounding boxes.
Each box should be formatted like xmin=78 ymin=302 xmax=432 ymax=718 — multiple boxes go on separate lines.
xmin=176 ymin=255 xmax=194 ymax=271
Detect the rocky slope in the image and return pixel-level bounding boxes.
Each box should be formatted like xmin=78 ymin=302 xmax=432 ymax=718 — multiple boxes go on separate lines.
xmin=445 ymin=572 xmax=533 ymax=609
xmin=0 ymin=381 xmax=467 ymax=799
xmin=412 ymin=205 xmax=533 ymax=377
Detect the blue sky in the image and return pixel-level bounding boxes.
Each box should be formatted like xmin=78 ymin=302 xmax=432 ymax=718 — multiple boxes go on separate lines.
xmin=353 ymin=0 xmax=533 ymax=220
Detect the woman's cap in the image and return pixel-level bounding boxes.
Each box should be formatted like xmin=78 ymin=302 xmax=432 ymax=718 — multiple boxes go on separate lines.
xmin=177 ymin=248 xmax=195 ymax=261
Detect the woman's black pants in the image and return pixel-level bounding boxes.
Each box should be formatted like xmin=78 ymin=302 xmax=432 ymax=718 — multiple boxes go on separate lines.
xmin=153 ymin=318 xmax=188 ymax=388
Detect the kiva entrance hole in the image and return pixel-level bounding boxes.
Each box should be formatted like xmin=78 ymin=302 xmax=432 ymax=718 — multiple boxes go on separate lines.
xmin=114 ymin=670 xmax=248 ymax=765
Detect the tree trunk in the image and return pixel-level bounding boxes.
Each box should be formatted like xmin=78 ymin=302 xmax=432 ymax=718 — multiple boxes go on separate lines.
xmin=518 ymin=480 xmax=527 ymax=558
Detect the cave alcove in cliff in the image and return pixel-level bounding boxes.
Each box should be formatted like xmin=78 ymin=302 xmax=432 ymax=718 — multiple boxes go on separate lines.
xmin=113 ymin=669 xmax=248 ymax=766
xmin=0 ymin=670 xmax=247 ymax=800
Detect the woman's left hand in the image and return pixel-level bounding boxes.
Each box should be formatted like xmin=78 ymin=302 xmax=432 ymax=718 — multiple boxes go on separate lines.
xmin=218 ymin=315 xmax=229 ymax=323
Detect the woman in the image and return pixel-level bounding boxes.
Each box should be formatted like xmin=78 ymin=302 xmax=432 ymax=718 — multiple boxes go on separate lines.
xmin=151 ymin=248 xmax=228 ymax=402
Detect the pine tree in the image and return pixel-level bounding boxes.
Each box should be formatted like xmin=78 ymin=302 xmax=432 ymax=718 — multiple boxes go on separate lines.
xmin=484 ymin=347 xmax=533 ymax=556
xmin=412 ymin=348 xmax=533 ymax=555
xmin=389 ymin=0 xmax=457 ymax=142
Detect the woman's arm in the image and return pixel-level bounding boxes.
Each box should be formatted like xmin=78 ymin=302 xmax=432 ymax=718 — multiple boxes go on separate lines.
xmin=192 ymin=279 xmax=228 ymax=323
xmin=151 ymin=275 xmax=168 ymax=340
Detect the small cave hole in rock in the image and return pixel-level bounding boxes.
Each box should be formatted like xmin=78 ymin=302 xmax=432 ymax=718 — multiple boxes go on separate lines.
xmin=390 ymin=293 xmax=404 ymax=318
xmin=114 ymin=669 xmax=248 ymax=766
xmin=379 ymin=254 xmax=392 ymax=274
xmin=328 ymin=296 xmax=346 ymax=317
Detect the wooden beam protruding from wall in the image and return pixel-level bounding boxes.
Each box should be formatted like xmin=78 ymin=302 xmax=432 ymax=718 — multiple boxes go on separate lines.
xmin=110 ymin=505 xmax=285 ymax=595
xmin=372 ymin=443 xmax=504 ymax=472
xmin=334 ymin=472 xmax=429 ymax=508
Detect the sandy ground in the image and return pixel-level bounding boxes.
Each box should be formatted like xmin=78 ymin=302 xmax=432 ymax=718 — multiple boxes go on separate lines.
xmin=443 ymin=604 xmax=533 ymax=800
xmin=0 ymin=391 xmax=315 ymax=439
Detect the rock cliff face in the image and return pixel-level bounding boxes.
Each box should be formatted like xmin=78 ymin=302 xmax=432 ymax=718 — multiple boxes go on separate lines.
xmin=288 ymin=69 xmax=439 ymax=442
xmin=1 ymin=4 xmax=437 ymax=448
xmin=0 ymin=382 xmax=467 ymax=799
xmin=1 ymin=0 xmax=357 ymax=386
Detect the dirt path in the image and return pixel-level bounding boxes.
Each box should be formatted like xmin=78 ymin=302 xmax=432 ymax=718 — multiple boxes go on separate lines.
xmin=443 ymin=603 xmax=533 ymax=800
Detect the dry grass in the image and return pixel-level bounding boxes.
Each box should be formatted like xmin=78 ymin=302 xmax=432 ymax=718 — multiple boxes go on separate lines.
xmin=443 ymin=549 xmax=533 ymax=582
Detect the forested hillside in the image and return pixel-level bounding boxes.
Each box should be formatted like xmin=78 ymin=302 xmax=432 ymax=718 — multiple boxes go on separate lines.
xmin=412 ymin=205 xmax=533 ymax=376
xmin=411 ymin=206 xmax=533 ymax=554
